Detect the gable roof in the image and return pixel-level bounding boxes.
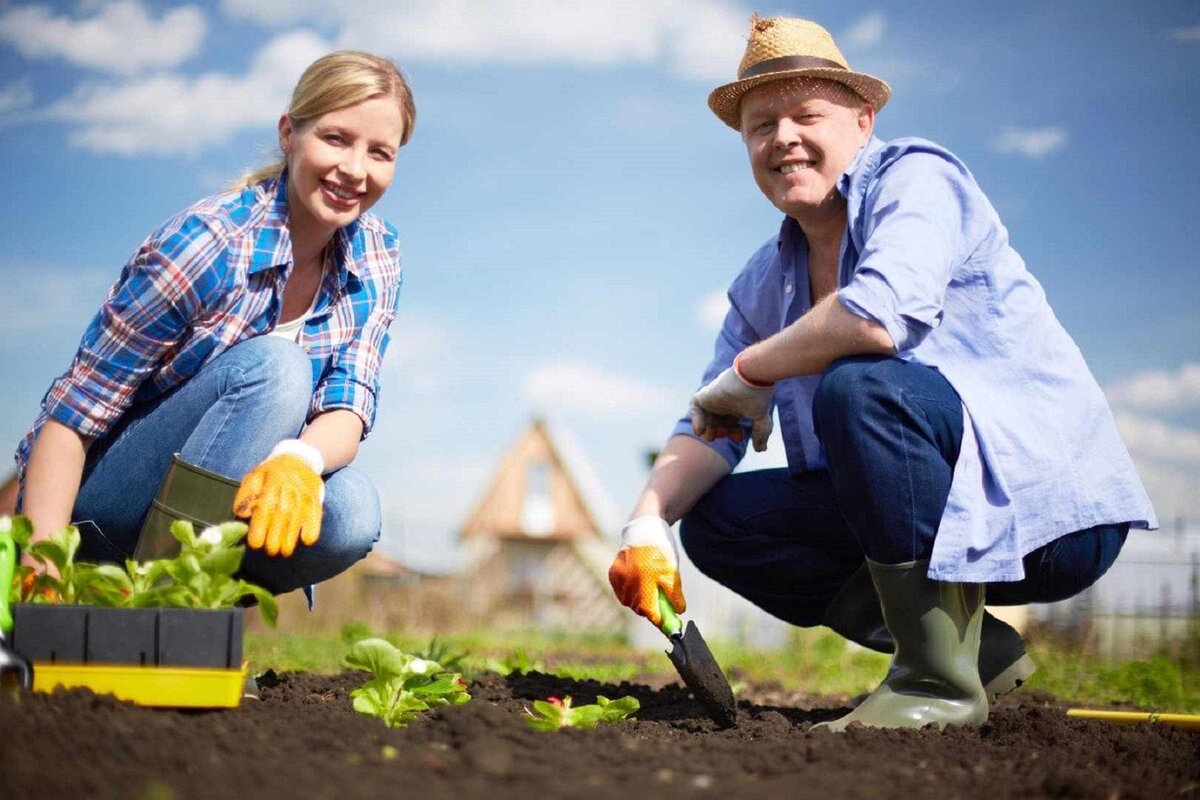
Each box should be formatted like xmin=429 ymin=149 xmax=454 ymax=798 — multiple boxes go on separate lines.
xmin=460 ymin=419 xmax=613 ymax=543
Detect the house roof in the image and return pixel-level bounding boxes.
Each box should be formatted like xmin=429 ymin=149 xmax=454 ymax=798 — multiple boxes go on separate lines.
xmin=459 ymin=418 xmax=615 ymax=543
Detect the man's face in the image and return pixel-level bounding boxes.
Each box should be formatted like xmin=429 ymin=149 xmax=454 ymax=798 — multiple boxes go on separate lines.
xmin=740 ymin=78 xmax=874 ymax=221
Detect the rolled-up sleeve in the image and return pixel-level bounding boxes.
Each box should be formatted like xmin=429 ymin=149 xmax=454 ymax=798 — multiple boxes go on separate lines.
xmin=838 ymin=153 xmax=971 ymax=354
xmin=311 ymin=257 xmax=402 ymax=438
xmin=671 ymin=295 xmax=762 ymax=469
xmin=42 ymin=216 xmax=220 ymax=438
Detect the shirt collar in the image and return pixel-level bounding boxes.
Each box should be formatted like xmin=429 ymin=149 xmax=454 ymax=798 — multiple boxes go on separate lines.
xmin=248 ymin=170 xmax=363 ymax=286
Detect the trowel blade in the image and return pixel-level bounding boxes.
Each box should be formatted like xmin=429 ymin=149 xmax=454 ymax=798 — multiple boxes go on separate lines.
xmin=665 ymin=620 xmax=737 ymax=727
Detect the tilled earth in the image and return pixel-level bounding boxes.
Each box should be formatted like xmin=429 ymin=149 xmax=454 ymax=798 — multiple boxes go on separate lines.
xmin=1 ymin=670 xmax=1197 ymax=800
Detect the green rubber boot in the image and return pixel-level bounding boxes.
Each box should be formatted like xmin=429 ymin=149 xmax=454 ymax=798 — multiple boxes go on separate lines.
xmin=822 ymin=562 xmax=1036 ymax=703
xmin=813 ymin=559 xmax=990 ymax=732
xmin=135 ymin=454 xmax=242 ymax=560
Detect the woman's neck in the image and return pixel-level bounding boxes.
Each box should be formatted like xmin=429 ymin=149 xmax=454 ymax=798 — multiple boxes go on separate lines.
xmin=286 ymin=181 xmax=334 ymax=271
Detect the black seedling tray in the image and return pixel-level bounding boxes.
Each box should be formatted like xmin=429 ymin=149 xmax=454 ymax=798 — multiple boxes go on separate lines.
xmin=10 ymin=604 xmax=243 ymax=669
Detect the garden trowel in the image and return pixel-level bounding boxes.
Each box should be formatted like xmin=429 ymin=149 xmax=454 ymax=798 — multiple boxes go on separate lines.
xmin=656 ymin=588 xmax=737 ymax=727
xmin=0 ymin=528 xmax=34 ymax=691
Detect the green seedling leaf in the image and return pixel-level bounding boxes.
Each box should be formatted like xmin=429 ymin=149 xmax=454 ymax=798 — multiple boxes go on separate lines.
xmin=344 ymin=638 xmax=471 ymax=728
xmin=525 ymin=695 xmax=640 ymax=732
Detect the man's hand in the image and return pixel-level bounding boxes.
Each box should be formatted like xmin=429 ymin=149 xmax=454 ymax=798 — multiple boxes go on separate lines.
xmin=607 ymin=516 xmax=686 ymax=628
xmin=233 ymin=440 xmax=324 ymax=558
xmin=689 ymin=352 xmax=775 ymax=452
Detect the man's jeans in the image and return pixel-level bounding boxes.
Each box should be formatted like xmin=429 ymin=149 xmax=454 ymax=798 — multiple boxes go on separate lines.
xmin=68 ymin=336 xmax=380 ymax=597
xmin=680 ymin=355 xmax=1127 ymax=627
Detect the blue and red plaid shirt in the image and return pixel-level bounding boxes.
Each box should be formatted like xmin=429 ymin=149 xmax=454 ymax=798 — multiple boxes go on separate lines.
xmin=16 ymin=173 xmax=403 ymax=480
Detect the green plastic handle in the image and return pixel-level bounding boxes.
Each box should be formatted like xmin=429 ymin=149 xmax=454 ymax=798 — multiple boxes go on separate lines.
xmin=0 ymin=526 xmax=16 ymax=635
xmin=657 ymin=587 xmax=683 ymax=637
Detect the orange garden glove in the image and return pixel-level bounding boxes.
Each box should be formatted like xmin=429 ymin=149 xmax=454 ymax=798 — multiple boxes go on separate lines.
xmin=233 ymin=439 xmax=325 ymax=558
xmin=607 ymin=516 xmax=686 ymax=628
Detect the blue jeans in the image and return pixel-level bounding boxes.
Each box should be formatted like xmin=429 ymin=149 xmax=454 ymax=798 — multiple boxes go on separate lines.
xmin=680 ymin=355 xmax=1127 ymax=626
xmin=67 ymin=336 xmax=380 ymax=597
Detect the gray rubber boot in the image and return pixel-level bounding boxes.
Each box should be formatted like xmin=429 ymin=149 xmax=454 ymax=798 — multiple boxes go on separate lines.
xmin=822 ymin=562 xmax=1035 ymax=702
xmin=813 ymin=559 xmax=990 ymax=732
xmin=135 ymin=454 xmax=242 ymax=560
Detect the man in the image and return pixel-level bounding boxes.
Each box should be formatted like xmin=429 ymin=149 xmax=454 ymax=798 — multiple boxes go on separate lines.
xmin=608 ymin=16 xmax=1155 ymax=731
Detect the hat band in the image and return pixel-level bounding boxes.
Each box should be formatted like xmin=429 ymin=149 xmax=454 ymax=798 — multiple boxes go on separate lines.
xmin=739 ymin=55 xmax=846 ymax=80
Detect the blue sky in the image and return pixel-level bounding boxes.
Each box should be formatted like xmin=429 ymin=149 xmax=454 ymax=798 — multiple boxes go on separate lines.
xmin=1 ymin=1 xmax=1198 ymax=573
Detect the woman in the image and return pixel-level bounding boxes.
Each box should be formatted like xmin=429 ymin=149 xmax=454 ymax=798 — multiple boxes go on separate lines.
xmin=16 ymin=51 xmax=415 ymax=599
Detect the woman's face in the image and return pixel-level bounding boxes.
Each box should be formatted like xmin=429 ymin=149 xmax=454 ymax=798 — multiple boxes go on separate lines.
xmin=740 ymin=79 xmax=873 ymax=222
xmin=280 ymin=93 xmax=405 ymax=240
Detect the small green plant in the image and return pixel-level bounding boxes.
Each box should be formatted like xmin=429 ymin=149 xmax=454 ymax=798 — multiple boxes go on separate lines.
xmin=344 ymin=637 xmax=471 ymax=728
xmin=486 ymin=648 xmax=546 ymax=676
xmin=524 ymin=694 xmax=640 ymax=732
xmin=415 ymin=635 xmax=467 ymax=672
xmin=4 ymin=515 xmax=277 ymax=626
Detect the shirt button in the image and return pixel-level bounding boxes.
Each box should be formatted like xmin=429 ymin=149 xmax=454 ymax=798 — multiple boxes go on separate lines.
xmin=785 ymin=283 xmax=793 ymax=293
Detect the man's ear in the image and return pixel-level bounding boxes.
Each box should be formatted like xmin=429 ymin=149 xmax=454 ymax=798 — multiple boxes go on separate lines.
xmin=858 ymin=104 xmax=876 ymax=143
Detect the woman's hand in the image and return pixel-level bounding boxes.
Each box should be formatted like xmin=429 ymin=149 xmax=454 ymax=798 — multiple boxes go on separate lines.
xmin=233 ymin=440 xmax=324 ymax=558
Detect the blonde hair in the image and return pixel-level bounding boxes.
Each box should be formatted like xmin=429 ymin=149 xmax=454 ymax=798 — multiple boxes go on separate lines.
xmin=232 ymin=50 xmax=416 ymax=190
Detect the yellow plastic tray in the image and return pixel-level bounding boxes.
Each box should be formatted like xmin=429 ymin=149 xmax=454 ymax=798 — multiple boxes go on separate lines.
xmin=32 ymin=662 xmax=245 ymax=708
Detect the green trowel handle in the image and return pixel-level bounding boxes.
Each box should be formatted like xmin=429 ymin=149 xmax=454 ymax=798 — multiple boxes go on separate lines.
xmin=657 ymin=587 xmax=683 ymax=637
xmin=0 ymin=528 xmax=15 ymax=635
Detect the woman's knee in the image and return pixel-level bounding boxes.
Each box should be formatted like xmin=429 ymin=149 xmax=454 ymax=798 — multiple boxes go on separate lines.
xmin=215 ymin=337 xmax=313 ymax=422
xmin=322 ymin=467 xmax=382 ymax=557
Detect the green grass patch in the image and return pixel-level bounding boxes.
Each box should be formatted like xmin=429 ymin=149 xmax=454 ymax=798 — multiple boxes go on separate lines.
xmin=245 ymin=623 xmax=1200 ymax=712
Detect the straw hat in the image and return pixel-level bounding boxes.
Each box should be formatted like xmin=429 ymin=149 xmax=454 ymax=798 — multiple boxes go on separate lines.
xmin=708 ymin=16 xmax=891 ymax=130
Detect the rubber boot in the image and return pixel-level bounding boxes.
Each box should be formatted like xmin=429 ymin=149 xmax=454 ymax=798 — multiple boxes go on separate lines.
xmin=135 ymin=454 xmax=242 ymax=560
xmin=822 ymin=562 xmax=1035 ymax=703
xmin=813 ymin=559 xmax=990 ymax=732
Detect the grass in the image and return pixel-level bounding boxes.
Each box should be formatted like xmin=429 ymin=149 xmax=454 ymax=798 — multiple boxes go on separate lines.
xmin=244 ymin=623 xmax=1200 ymax=712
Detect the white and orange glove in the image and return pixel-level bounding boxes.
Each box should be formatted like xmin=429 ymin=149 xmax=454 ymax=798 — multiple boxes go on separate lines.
xmin=233 ymin=440 xmax=324 ymax=558
xmin=689 ymin=352 xmax=775 ymax=453
xmin=608 ymin=516 xmax=686 ymax=628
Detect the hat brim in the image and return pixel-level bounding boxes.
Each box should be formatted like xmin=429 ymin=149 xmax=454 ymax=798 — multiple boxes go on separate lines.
xmin=708 ymin=68 xmax=891 ymax=130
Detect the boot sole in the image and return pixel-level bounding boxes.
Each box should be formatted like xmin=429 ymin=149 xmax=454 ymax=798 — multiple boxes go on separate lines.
xmin=982 ymin=653 xmax=1036 ymax=702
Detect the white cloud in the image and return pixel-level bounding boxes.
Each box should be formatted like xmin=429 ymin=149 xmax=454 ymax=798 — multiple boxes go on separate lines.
xmin=990 ymin=126 xmax=1068 ymax=158
xmin=1107 ymin=363 xmax=1200 ymax=411
xmin=0 ymin=265 xmax=111 ymax=334
xmin=379 ymin=314 xmax=456 ymax=395
xmin=1114 ymin=413 xmax=1200 ymax=465
xmin=0 ymin=78 xmax=34 ymax=116
xmin=844 ymin=11 xmax=886 ymax=48
xmin=221 ymin=0 xmax=748 ymax=82
xmin=1169 ymin=25 xmax=1200 ymax=42
xmin=525 ymin=361 xmax=672 ymax=417
xmin=695 ymin=289 xmax=729 ymax=331
xmin=40 ymin=30 xmax=330 ymax=156
xmin=0 ymin=1 xmax=206 ymax=76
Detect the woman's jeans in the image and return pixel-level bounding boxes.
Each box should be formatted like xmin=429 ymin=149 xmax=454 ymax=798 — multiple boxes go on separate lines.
xmin=680 ymin=355 xmax=1127 ymax=627
xmin=69 ymin=336 xmax=380 ymax=598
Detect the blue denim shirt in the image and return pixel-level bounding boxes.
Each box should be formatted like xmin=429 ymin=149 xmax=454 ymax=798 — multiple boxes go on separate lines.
xmin=675 ymin=136 xmax=1157 ymax=582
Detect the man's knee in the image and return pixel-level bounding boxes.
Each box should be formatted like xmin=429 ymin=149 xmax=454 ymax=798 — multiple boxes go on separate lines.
xmin=812 ymin=355 xmax=892 ymax=432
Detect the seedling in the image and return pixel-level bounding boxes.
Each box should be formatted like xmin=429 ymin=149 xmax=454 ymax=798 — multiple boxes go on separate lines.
xmin=344 ymin=637 xmax=471 ymax=728
xmin=524 ymin=694 xmax=640 ymax=732
xmin=4 ymin=515 xmax=277 ymax=626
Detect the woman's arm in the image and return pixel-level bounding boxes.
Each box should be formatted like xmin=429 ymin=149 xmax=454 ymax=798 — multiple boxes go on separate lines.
xmin=19 ymin=420 xmax=90 ymax=567
xmin=299 ymin=409 xmax=364 ymax=473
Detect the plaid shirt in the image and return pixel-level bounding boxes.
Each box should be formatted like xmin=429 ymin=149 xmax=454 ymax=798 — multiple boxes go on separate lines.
xmin=16 ymin=173 xmax=402 ymax=480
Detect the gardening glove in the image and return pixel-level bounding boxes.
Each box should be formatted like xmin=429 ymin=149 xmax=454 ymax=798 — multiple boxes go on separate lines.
xmin=608 ymin=516 xmax=685 ymax=629
xmin=689 ymin=352 xmax=775 ymax=452
xmin=233 ymin=439 xmax=324 ymax=558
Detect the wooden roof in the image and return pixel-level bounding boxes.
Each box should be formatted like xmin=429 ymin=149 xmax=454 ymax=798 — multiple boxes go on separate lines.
xmin=460 ymin=419 xmax=604 ymax=543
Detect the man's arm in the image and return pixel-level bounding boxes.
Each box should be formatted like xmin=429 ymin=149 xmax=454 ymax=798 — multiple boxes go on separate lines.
xmin=735 ymin=292 xmax=895 ymax=385
xmin=628 ymin=434 xmax=732 ymax=526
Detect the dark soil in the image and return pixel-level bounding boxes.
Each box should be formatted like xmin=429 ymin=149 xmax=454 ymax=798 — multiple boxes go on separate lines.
xmin=1 ymin=670 xmax=1197 ymax=800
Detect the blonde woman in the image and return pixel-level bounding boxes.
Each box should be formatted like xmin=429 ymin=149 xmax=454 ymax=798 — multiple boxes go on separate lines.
xmin=16 ymin=51 xmax=414 ymax=601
